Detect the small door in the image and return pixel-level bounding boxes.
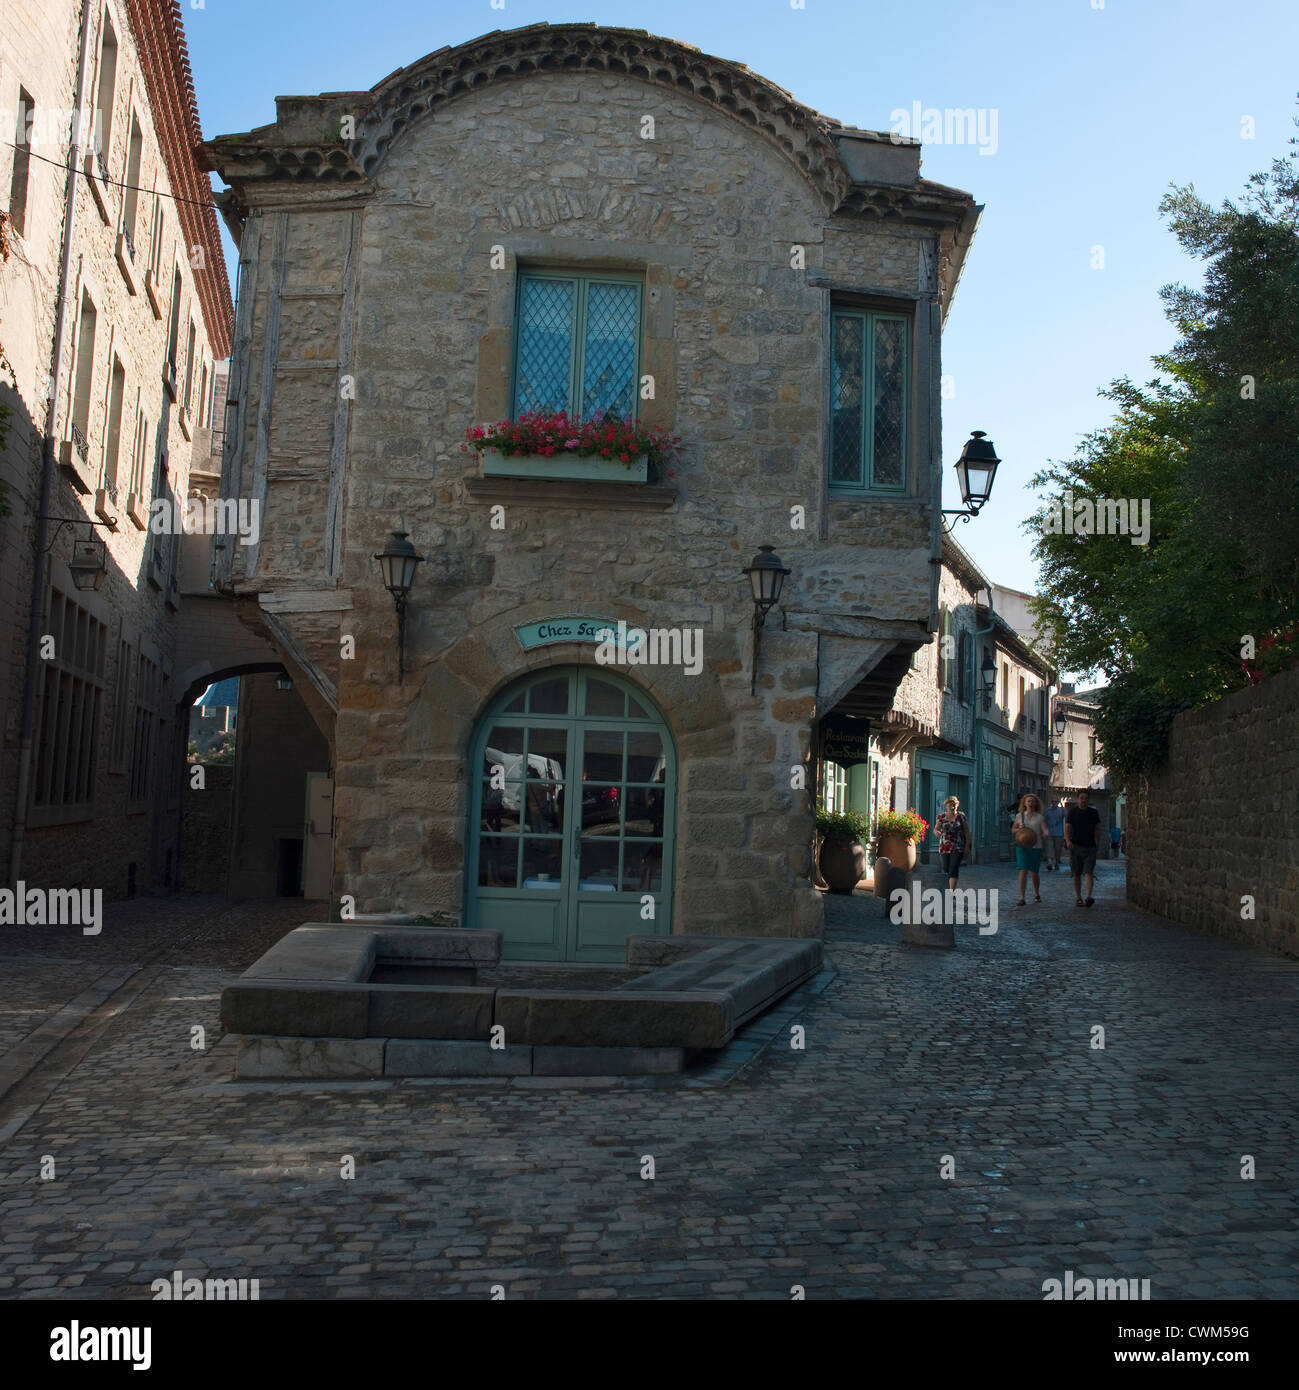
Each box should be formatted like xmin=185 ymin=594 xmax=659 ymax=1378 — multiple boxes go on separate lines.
xmin=927 ymin=771 xmax=948 ymax=863
xmin=302 ymin=772 xmax=333 ymax=900
xmin=467 ymin=668 xmax=675 ymax=962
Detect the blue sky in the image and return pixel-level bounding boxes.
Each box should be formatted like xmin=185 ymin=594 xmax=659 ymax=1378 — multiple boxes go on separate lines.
xmin=187 ymin=0 xmax=1298 ymax=594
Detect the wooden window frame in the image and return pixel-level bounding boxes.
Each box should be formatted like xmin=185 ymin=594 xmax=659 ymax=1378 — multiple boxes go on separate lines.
xmin=828 ymin=306 xmax=911 ymax=495
xmin=510 ymin=268 xmax=643 ymax=421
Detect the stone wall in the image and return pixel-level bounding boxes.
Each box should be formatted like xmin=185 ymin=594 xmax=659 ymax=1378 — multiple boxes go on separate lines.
xmin=181 ymin=761 xmax=232 ymax=893
xmin=1127 ymin=663 xmax=1299 ymax=957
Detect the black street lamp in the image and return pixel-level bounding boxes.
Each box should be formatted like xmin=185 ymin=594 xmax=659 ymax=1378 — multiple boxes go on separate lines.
xmin=943 ymin=430 xmax=1001 ymax=531
xmin=36 ymin=515 xmax=114 ymax=591
xmin=374 ymin=530 xmax=425 ymax=682
xmin=1053 ymin=705 xmax=1068 ymax=738
xmin=980 ymin=647 xmax=997 ymax=710
xmin=742 ymin=544 xmax=790 ymax=695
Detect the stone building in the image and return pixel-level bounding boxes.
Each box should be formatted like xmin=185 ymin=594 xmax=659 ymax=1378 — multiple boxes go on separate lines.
xmin=818 ymin=535 xmax=1055 ymax=867
xmin=1051 ymin=683 xmax=1115 ymax=855
xmin=970 ymin=604 xmax=1054 ymax=863
xmin=1 ymin=0 xmax=232 ymax=896
xmin=203 ymin=23 xmax=983 ymax=959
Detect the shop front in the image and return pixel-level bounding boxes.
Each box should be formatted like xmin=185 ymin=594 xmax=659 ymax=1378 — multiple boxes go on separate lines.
xmin=974 ymin=724 xmax=1015 ymax=862
xmin=914 ymin=749 xmax=974 ymax=865
xmin=467 ymin=667 xmax=675 ymax=962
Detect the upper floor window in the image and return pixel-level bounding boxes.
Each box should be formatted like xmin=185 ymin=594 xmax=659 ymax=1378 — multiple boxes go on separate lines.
xmin=121 ymin=114 xmax=142 ymax=254
xmin=70 ymin=288 xmax=98 ymax=461
xmin=830 ymin=308 xmax=909 ymax=493
xmin=957 ymin=630 xmax=970 ymax=704
xmin=512 ymin=270 xmax=641 ymax=421
xmin=9 ymin=86 xmax=34 ymax=236
xmin=148 ymin=198 xmax=165 ymax=281
xmin=94 ymin=16 xmax=118 ymax=168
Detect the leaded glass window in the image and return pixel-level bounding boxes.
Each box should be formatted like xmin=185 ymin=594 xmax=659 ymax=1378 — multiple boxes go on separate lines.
xmin=828 ymin=308 xmax=909 ymax=492
xmin=513 ymin=272 xmax=641 ymax=421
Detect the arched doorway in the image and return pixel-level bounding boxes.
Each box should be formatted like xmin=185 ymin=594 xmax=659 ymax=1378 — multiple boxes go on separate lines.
xmin=466 ymin=667 xmax=676 ymax=962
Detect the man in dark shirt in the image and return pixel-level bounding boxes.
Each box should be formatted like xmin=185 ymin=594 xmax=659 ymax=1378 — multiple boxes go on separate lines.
xmin=1065 ymin=789 xmax=1101 ymax=907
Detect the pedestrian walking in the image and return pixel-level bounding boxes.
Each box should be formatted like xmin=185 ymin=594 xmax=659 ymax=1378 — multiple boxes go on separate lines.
xmin=935 ymin=796 xmax=971 ymax=891
xmin=1011 ymin=793 xmax=1048 ymax=906
xmin=1065 ymin=788 xmax=1101 ymax=907
xmin=1043 ymin=799 xmax=1065 ymax=870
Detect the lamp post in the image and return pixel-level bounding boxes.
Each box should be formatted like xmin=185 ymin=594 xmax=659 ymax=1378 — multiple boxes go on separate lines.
xmin=942 ymin=430 xmax=1001 ymax=531
xmin=373 ymin=530 xmax=425 ymax=682
xmin=980 ymin=647 xmax=997 ymax=711
xmin=742 ymin=544 xmax=790 ymax=696
xmin=1054 ymin=705 xmax=1068 ymax=738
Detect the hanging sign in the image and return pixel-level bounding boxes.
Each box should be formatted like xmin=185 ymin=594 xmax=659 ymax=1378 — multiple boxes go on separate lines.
xmin=513 ymin=616 xmax=645 ymax=653
xmin=821 ymin=712 xmax=872 ymax=769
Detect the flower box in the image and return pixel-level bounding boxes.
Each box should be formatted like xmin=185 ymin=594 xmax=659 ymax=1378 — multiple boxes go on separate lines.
xmin=481 ymin=448 xmax=647 ymax=484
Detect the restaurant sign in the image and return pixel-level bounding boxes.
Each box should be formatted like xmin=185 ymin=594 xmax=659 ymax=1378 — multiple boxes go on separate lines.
xmin=514 ymin=616 xmax=645 ymax=653
xmin=821 ymin=712 xmax=872 ymax=768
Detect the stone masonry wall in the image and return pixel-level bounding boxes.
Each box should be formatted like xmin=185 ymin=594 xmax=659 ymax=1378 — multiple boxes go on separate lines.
xmin=1127 ymin=662 xmax=1299 ymax=958
xmin=217 ymin=60 xmax=962 ymax=938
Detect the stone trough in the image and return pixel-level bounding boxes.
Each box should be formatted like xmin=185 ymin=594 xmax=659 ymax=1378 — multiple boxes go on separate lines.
xmin=221 ymin=925 xmax=823 ymax=1079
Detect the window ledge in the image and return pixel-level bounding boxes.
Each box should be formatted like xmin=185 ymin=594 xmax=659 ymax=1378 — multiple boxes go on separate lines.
xmin=464 ymin=476 xmax=677 ymax=511
xmin=177 ymin=406 xmax=192 ymax=440
xmin=58 ymin=438 xmax=95 ymax=494
xmin=94 ymin=489 xmax=120 ymax=529
xmin=162 ymin=364 xmax=177 ymax=401
xmin=144 ymin=270 xmax=164 ymax=319
xmin=126 ymin=492 xmax=149 ymax=529
xmin=115 ymin=232 xmax=138 ymax=294
xmin=828 ymin=490 xmax=915 ymax=505
xmin=84 ymin=153 xmax=113 ymax=225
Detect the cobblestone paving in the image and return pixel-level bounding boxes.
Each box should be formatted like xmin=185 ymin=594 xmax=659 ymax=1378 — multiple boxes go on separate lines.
xmin=1 ymin=866 xmax=1296 ymax=1300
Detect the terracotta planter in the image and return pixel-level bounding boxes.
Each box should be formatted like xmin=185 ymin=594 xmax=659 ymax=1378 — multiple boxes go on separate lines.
xmin=820 ymin=835 xmax=866 ymax=894
xmin=877 ymin=832 xmax=917 ymax=871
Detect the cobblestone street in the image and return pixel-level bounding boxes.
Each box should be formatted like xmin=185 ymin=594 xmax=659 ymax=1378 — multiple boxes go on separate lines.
xmin=1 ymin=861 xmax=1296 ymax=1299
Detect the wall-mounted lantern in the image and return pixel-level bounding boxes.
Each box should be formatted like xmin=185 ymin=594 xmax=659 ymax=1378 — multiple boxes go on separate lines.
xmin=980 ymin=647 xmax=997 ymax=710
xmin=943 ymin=430 xmax=1001 ymax=532
xmin=742 ymin=544 xmax=790 ymax=696
xmin=1053 ymin=705 xmax=1068 ymax=738
xmin=37 ymin=515 xmax=114 ymax=591
xmin=373 ymin=530 xmax=425 ymax=682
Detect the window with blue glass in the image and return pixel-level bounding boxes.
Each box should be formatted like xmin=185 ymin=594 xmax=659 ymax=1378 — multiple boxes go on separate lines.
xmin=829 ymin=308 xmax=910 ymax=492
xmin=512 ymin=271 xmax=642 ymax=421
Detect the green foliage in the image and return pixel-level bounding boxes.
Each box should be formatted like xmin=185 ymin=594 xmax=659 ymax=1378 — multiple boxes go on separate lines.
xmin=815 ymin=808 xmax=872 ymax=843
xmin=1028 ymin=110 xmax=1299 ymax=776
xmin=1089 ymin=673 xmax=1194 ymax=786
xmin=874 ymin=808 xmax=929 ymax=843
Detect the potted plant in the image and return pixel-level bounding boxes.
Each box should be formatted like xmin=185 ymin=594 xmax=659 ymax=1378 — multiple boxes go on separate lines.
xmin=816 ymin=808 xmax=872 ymax=895
xmin=875 ymin=808 xmax=928 ymax=872
xmin=463 ymin=410 xmax=681 ymax=484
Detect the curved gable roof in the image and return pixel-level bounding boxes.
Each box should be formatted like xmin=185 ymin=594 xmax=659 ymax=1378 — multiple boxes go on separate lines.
xmin=352 ymin=24 xmax=850 ymax=208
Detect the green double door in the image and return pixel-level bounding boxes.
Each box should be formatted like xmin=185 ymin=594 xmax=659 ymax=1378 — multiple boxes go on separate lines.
xmin=466 ymin=668 xmax=676 ymax=961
